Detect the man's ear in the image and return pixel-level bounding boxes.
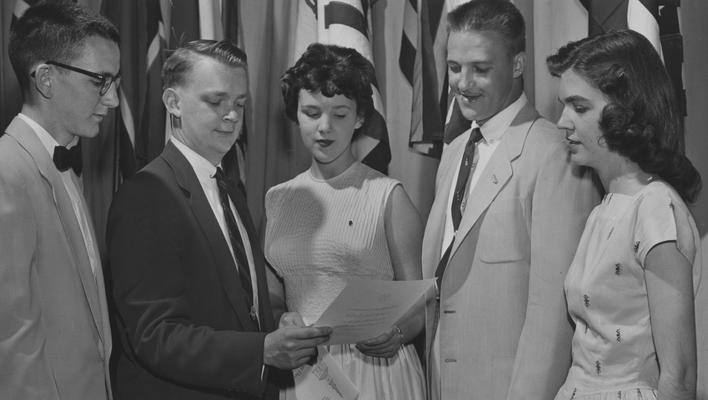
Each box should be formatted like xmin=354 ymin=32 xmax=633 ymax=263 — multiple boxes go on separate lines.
xmin=512 ymin=51 xmax=526 ymax=79
xmin=33 ymin=64 xmax=53 ymax=99
xmin=162 ymin=88 xmax=181 ymax=118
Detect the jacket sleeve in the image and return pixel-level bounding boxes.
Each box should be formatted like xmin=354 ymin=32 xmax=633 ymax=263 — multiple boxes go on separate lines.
xmin=107 ymin=172 xmax=268 ymax=396
xmin=0 ymin=166 xmax=58 ymax=400
xmin=506 ymin=139 xmax=600 ymax=400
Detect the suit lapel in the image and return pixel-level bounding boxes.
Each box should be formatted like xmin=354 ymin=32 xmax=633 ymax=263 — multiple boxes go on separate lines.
xmin=6 ymin=117 xmax=106 ymax=344
xmin=423 ymin=142 xmax=463 ymax=274
xmin=451 ymin=104 xmax=540 ymax=258
xmin=162 ymin=143 xmax=257 ymax=328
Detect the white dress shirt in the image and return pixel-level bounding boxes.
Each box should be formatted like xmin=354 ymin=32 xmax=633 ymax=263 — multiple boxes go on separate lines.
xmin=171 ymin=138 xmax=260 ymax=321
xmin=18 ymin=113 xmax=101 ymax=279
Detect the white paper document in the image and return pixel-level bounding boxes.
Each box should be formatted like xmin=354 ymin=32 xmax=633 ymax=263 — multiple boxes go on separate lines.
xmin=314 ymin=278 xmax=436 ymax=345
xmin=292 ymin=349 xmax=359 ymax=400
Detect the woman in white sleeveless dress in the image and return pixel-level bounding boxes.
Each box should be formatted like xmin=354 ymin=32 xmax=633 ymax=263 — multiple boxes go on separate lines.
xmin=547 ymin=30 xmax=701 ymax=400
xmin=264 ymin=43 xmax=426 ymax=400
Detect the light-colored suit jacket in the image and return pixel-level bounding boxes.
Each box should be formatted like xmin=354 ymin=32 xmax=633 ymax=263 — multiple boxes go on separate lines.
xmin=422 ymin=102 xmax=600 ymax=400
xmin=0 ymin=116 xmax=112 ymax=399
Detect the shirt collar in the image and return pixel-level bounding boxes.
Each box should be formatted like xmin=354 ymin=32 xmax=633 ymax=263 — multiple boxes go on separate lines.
xmin=17 ymin=113 xmax=79 ymax=157
xmin=170 ymin=137 xmax=221 ymax=183
xmin=476 ymin=92 xmax=528 ymax=143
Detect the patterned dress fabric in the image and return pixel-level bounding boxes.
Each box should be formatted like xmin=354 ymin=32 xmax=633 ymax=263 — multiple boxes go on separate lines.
xmin=556 ymin=181 xmax=701 ymax=400
xmin=265 ymin=161 xmax=425 ymax=400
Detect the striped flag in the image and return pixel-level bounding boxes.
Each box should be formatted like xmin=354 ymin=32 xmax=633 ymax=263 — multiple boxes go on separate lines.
xmin=580 ymin=0 xmax=685 ymax=115
xmin=294 ymin=0 xmax=391 ymax=174
xmin=136 ymin=0 xmax=167 ymax=169
xmin=101 ymin=0 xmax=167 ymax=188
xmin=400 ymin=0 xmax=448 ymax=158
xmin=221 ymin=0 xmax=249 ymax=189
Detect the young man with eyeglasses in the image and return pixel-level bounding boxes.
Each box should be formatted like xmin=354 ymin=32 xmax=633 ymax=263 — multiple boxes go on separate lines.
xmin=0 ymin=3 xmax=120 ymax=399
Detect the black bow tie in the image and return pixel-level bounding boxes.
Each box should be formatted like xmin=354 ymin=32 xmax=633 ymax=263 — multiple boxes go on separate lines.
xmin=53 ymin=142 xmax=82 ymax=176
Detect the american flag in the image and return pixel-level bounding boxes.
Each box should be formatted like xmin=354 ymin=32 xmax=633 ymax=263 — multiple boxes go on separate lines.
xmin=400 ymin=0 xmax=448 ymax=158
xmin=581 ymin=0 xmax=685 ymax=117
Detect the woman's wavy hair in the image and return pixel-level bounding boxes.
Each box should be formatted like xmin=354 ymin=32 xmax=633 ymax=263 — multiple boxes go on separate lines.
xmin=547 ymin=29 xmax=701 ymax=202
xmin=281 ymin=43 xmax=374 ymax=131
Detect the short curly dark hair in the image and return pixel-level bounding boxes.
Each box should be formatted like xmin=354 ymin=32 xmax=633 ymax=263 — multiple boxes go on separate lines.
xmin=281 ymin=43 xmax=374 ymax=128
xmin=547 ymin=29 xmax=701 ymax=202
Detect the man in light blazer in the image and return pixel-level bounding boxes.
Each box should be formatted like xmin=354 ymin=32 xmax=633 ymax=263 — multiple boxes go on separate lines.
xmin=0 ymin=3 xmax=121 ymax=399
xmin=107 ymin=40 xmax=331 ymax=400
xmin=422 ymin=1 xmax=601 ymax=399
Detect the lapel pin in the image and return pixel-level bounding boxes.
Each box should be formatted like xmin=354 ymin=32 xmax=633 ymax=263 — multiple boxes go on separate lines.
xmin=491 ymin=175 xmax=498 ymax=184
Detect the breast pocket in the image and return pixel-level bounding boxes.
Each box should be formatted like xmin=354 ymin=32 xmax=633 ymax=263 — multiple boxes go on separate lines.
xmin=477 ymin=197 xmax=529 ymax=263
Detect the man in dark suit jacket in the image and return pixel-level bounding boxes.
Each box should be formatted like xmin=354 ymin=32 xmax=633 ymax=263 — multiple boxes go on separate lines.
xmin=107 ymin=40 xmax=331 ymax=400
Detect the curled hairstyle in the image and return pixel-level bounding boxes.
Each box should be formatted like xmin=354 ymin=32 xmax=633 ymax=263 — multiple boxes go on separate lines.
xmin=547 ymin=29 xmax=701 ymax=202
xmin=280 ymin=43 xmax=374 ymax=126
xmin=9 ymin=1 xmax=119 ymax=94
xmin=447 ymin=0 xmax=525 ymax=56
xmin=162 ymin=39 xmax=247 ymax=90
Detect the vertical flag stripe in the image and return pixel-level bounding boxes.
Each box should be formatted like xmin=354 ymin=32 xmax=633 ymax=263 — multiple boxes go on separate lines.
xmin=136 ymin=0 xmax=166 ymax=167
xmin=581 ymin=0 xmax=684 ymax=117
xmin=403 ymin=0 xmax=447 ymax=156
xmin=399 ymin=0 xmax=418 ymax=85
xmin=399 ymin=35 xmax=416 ymax=84
xmin=324 ymin=2 xmax=368 ymax=38
xmin=628 ymin=0 xmax=662 ymax=58
xmin=657 ymin=2 xmax=685 ymax=116
xmin=221 ymin=0 xmax=248 ymax=187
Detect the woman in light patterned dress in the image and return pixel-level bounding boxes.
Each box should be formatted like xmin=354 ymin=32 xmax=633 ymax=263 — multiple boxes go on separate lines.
xmin=263 ymin=43 xmax=426 ymax=400
xmin=547 ymin=30 xmax=701 ymax=400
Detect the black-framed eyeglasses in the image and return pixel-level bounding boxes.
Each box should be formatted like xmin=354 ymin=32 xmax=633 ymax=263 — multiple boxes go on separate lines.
xmin=35 ymin=60 xmax=121 ymax=96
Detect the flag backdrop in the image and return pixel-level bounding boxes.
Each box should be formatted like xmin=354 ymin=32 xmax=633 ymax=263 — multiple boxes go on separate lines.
xmin=400 ymin=0 xmax=448 ymax=157
xmin=580 ymin=0 xmax=685 ymax=117
xmin=294 ymin=0 xmax=391 ymax=174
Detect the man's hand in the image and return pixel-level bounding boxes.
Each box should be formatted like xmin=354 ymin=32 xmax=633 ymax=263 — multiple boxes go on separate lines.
xmin=263 ymin=314 xmax=331 ymax=370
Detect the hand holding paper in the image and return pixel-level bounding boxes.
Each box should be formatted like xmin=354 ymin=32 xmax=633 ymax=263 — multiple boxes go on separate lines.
xmin=355 ymin=325 xmax=403 ymax=358
xmin=313 ymin=278 xmax=436 ymax=345
xmin=263 ymin=323 xmax=331 ymax=370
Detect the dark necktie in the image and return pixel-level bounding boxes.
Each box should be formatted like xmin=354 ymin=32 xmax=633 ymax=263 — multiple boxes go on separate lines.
xmin=214 ymin=167 xmax=254 ymax=307
xmin=435 ymin=127 xmax=483 ymax=288
xmin=450 ymin=127 xmax=483 ymax=231
xmin=53 ymin=142 xmax=82 ymax=176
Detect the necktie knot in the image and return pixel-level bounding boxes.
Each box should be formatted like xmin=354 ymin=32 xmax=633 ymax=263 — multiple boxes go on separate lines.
xmin=214 ymin=166 xmax=227 ymax=187
xmin=53 ymin=143 xmax=82 ymax=176
xmin=469 ymin=127 xmax=483 ymax=146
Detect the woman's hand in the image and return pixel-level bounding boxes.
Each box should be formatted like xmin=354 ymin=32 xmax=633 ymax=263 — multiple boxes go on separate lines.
xmin=355 ymin=325 xmax=404 ymax=358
